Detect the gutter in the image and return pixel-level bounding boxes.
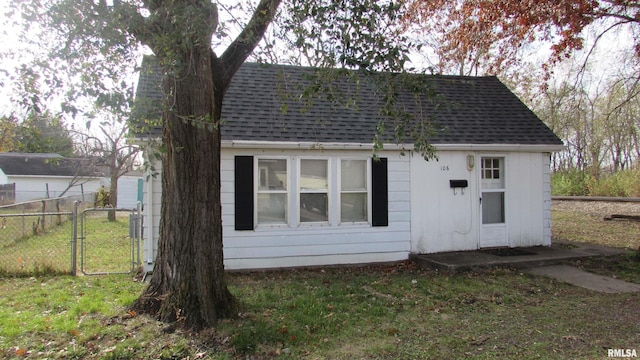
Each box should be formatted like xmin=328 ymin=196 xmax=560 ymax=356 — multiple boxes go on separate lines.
xmin=131 ymin=136 xmax=565 ymax=153
xmin=222 ymin=140 xmax=566 ymax=153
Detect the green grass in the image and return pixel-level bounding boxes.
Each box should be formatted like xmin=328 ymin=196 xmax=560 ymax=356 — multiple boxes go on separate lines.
xmin=80 ymin=212 xmax=135 ymax=275
xmin=0 ymin=216 xmax=72 ymax=276
xmin=0 ymin=207 xmax=639 ymax=358
xmin=1 ymin=263 xmax=638 ymax=359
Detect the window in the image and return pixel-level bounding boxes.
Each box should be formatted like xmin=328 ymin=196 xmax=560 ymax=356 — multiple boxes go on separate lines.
xmin=234 ymin=156 xmax=388 ymax=230
xmin=482 ymin=158 xmax=501 ymax=182
xmin=257 ymin=159 xmax=287 ymax=224
xmin=300 ymin=159 xmax=328 ymax=222
xmin=340 ymin=159 xmax=368 ymax=222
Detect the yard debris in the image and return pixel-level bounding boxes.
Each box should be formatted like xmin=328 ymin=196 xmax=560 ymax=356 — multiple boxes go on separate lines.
xmin=361 ymin=285 xmax=399 ymax=302
xmin=604 ymin=214 xmax=640 ymax=221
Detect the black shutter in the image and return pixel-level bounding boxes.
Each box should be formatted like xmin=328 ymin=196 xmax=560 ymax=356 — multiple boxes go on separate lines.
xmin=371 ymin=157 xmax=388 ymax=227
xmin=234 ymin=156 xmax=254 ymax=230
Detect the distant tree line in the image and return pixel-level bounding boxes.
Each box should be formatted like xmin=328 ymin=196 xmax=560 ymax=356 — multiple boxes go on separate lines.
xmin=0 ymin=111 xmax=75 ymax=156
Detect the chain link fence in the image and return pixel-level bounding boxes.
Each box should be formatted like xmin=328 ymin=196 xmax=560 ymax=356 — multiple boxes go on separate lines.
xmin=0 ymin=194 xmax=142 ymax=277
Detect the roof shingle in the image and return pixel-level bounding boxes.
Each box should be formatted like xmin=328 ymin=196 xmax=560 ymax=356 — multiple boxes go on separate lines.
xmin=133 ymin=57 xmax=563 ymax=147
xmin=0 ymin=153 xmax=107 ymax=177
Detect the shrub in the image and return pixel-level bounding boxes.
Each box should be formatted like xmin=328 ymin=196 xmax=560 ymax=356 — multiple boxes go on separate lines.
xmin=553 ymin=168 xmax=640 ymax=197
xmin=551 ymin=169 xmax=589 ymax=196
xmin=95 ymin=187 xmax=111 ymax=208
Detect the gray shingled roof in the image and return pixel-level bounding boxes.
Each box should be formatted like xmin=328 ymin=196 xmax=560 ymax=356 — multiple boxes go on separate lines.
xmin=133 ymin=56 xmax=563 ymax=146
xmin=0 ymin=153 xmax=107 ymax=177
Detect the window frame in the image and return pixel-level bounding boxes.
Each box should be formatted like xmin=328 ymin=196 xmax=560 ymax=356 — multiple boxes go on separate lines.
xmin=298 ymin=157 xmax=331 ymax=225
xmin=338 ymin=158 xmax=371 ymax=225
xmin=480 ymin=156 xmax=506 ymax=224
xmin=255 ymin=156 xmax=290 ymax=227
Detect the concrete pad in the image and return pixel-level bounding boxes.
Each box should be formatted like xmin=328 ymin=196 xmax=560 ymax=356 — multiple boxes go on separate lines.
xmin=526 ymin=265 xmax=640 ymax=293
xmin=411 ymin=241 xmax=629 ymax=272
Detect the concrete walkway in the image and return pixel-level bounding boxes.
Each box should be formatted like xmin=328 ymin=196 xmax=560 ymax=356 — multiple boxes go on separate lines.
xmin=411 ymin=240 xmax=640 ymax=293
xmin=526 ymin=265 xmax=640 ymax=293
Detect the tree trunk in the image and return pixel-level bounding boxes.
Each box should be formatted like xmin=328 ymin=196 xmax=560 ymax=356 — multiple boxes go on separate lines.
xmin=130 ymin=50 xmax=236 ymax=329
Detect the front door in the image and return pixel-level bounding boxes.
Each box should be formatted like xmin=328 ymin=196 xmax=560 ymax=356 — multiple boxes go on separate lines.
xmin=480 ymin=157 xmax=508 ymax=248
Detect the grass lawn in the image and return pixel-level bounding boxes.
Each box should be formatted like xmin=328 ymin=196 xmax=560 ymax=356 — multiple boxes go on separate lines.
xmin=0 ymin=206 xmax=638 ymax=359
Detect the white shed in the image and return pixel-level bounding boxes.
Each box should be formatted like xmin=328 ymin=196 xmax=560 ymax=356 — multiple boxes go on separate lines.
xmin=134 ymin=60 xmax=564 ymax=272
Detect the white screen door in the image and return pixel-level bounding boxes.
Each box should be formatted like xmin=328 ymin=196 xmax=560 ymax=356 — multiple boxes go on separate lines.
xmin=480 ymin=157 xmax=508 ymax=248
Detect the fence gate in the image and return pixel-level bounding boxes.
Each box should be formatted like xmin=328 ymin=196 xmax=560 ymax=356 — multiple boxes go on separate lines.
xmin=79 ymin=205 xmax=142 ymax=275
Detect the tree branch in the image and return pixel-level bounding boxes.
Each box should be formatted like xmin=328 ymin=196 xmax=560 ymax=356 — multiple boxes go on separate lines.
xmin=217 ymin=0 xmax=282 ymax=91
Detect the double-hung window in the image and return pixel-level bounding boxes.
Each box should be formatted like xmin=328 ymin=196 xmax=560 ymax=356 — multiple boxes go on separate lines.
xmin=340 ymin=159 xmax=368 ymax=223
xmin=257 ymin=159 xmax=288 ymax=224
xmin=299 ymin=159 xmax=329 ymax=223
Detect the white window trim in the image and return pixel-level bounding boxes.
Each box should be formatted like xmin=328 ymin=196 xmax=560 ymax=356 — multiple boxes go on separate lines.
xmin=255 ymin=156 xmax=290 ymax=229
xmin=298 ymin=157 xmax=331 ymax=226
xmin=338 ymin=158 xmax=372 ymax=225
xmin=480 ymin=156 xmax=507 ymax=224
xmin=252 ymin=155 xmax=374 ymax=229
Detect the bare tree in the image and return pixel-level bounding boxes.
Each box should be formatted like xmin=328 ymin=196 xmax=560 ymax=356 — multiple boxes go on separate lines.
xmin=74 ymin=117 xmax=140 ymax=221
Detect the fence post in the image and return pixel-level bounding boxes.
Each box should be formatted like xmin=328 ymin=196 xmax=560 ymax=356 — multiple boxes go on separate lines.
xmin=21 ymin=203 xmax=25 ymax=238
xmin=41 ymin=200 xmax=46 ymax=233
xmin=71 ymin=201 xmax=78 ymax=276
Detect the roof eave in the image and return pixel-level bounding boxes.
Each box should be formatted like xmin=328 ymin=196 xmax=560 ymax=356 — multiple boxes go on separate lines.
xmin=221 ymin=140 xmax=565 ymax=153
xmin=432 ymin=143 xmax=566 ymax=153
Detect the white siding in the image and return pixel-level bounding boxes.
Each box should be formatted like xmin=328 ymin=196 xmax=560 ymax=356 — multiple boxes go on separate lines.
xmin=141 ymin=146 xmax=553 ymax=271
xmin=542 ymin=154 xmax=552 ymax=245
xmin=0 ymin=169 xmax=8 ymax=184
xmin=8 ymin=175 xmax=105 ymax=203
xmin=222 ymin=148 xmax=411 ymax=270
xmin=142 ymin=148 xmax=411 ymax=271
xmin=411 ymin=151 xmax=552 ymax=253
xmin=116 ymin=175 xmax=142 ymax=209
xmin=410 ymin=151 xmax=480 ymax=253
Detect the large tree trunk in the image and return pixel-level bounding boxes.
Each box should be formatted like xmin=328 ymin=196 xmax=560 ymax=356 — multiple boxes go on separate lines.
xmin=129 ymin=0 xmax=280 ymax=330
xmin=131 ymin=50 xmax=236 ymax=329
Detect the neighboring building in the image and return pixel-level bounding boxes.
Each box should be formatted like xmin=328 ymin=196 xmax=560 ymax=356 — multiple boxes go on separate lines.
xmin=0 ymin=153 xmax=107 ymax=203
xmin=116 ymin=171 xmax=144 ymax=209
xmin=134 ymin=58 xmax=564 ymax=272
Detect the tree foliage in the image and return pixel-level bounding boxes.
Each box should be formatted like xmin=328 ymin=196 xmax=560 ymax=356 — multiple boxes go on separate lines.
xmin=0 ymin=111 xmax=75 ymax=156
xmin=525 ymin=65 xmax=640 ymax=174
xmin=405 ymin=0 xmax=640 ymax=75
xmin=0 ymin=116 xmax=19 ymax=152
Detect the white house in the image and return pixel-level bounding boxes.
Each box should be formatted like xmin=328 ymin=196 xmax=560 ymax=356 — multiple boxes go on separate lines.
xmin=0 ymin=153 xmax=107 ymax=203
xmin=134 ymin=59 xmax=564 ymax=272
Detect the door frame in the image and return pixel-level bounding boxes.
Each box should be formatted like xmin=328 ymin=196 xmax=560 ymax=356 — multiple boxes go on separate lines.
xmin=478 ymin=155 xmax=509 ymax=248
